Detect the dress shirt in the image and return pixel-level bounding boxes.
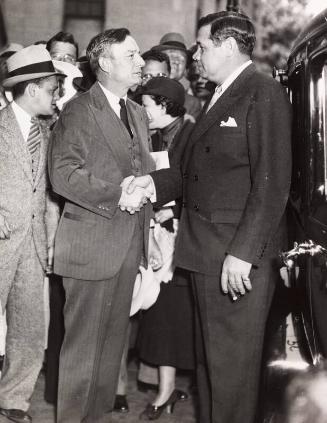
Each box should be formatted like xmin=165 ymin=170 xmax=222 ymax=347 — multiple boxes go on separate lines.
xmin=206 ymin=60 xmax=252 ymax=112
xmin=98 ymin=82 xmax=127 ymax=118
xmin=11 ymin=101 xmax=33 ymax=142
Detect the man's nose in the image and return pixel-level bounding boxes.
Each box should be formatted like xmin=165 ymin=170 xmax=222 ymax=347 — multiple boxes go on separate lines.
xmin=193 ymin=47 xmax=200 ymax=61
xmin=136 ymin=54 xmax=145 ymax=67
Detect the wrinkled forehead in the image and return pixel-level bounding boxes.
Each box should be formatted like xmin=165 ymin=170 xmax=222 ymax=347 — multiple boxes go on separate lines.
xmin=143 ymin=59 xmax=169 ymax=75
xmin=50 ymin=41 xmax=77 ymax=58
xmin=196 ymin=24 xmax=211 ymax=45
xmin=109 ymin=35 xmax=139 ymax=58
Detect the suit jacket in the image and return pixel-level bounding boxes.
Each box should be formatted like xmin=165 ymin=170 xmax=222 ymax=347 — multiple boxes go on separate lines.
xmin=151 ymin=63 xmax=292 ymax=275
xmin=48 ymin=82 xmax=155 ymax=281
xmin=0 ymin=105 xmax=59 ymax=270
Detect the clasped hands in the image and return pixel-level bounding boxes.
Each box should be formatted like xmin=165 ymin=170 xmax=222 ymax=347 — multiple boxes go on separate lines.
xmin=118 ymin=175 xmax=154 ymax=214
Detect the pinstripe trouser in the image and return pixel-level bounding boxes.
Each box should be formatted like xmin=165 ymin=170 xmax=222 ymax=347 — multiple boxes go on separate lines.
xmin=0 ymin=233 xmax=45 ymax=411
xmin=57 ymin=225 xmax=143 ymax=423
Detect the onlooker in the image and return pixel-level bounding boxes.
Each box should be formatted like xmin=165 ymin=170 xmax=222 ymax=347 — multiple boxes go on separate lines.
xmin=141 ymin=50 xmax=171 ymax=85
xmin=48 ymin=28 xmax=155 ymax=423
xmin=46 ymin=31 xmax=78 ymax=65
xmin=125 ymin=10 xmax=292 ymax=423
xmin=152 ymin=32 xmax=202 ymax=119
xmin=137 ymin=76 xmax=195 ymax=420
xmin=0 ymin=45 xmax=63 ymax=423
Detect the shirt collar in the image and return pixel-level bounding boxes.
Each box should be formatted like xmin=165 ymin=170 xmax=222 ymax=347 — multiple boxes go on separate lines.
xmin=220 ymin=60 xmax=252 ymax=94
xmin=98 ymin=82 xmax=127 ymax=117
xmin=11 ymin=101 xmax=33 ymax=142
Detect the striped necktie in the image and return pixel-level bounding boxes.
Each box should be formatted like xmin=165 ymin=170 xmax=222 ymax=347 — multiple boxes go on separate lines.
xmin=206 ymin=85 xmax=222 ymax=113
xmin=27 ymin=118 xmax=41 ymax=155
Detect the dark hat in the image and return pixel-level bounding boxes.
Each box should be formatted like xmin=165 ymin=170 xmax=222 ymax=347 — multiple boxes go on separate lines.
xmin=141 ymin=76 xmax=185 ymax=107
xmin=152 ymin=32 xmax=187 ymax=53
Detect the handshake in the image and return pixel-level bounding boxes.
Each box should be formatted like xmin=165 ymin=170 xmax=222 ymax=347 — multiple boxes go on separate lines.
xmin=118 ymin=175 xmax=154 ymax=214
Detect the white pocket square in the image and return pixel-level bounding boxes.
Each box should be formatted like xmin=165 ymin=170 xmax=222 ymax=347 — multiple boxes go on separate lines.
xmin=220 ymin=117 xmax=237 ymax=127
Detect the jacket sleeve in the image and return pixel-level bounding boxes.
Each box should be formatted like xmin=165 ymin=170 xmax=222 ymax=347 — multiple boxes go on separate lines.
xmin=227 ymin=81 xmax=292 ymax=266
xmin=48 ymin=101 xmax=122 ymax=218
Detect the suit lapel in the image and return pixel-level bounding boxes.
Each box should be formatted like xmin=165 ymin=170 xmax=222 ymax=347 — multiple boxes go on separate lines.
xmin=89 ymin=83 xmax=131 ymax=177
xmin=2 ymin=105 xmax=33 ymax=185
xmin=126 ymin=100 xmax=153 ymax=174
xmin=188 ymin=63 xmax=256 ymax=147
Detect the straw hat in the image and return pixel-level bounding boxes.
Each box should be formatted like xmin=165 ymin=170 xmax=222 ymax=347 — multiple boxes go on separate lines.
xmin=130 ymin=266 xmax=160 ymax=317
xmin=2 ymin=45 xmax=66 ymax=88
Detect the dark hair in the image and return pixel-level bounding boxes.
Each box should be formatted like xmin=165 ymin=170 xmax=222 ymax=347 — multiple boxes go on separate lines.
xmin=198 ymin=12 xmax=222 ymax=29
xmin=210 ymin=11 xmax=256 ymax=56
xmin=12 ymin=76 xmax=52 ymax=100
xmin=86 ymin=28 xmax=130 ymax=75
xmin=46 ymin=31 xmax=79 ymax=57
xmin=142 ymin=50 xmax=171 ymax=74
xmin=151 ymin=94 xmax=185 ymax=118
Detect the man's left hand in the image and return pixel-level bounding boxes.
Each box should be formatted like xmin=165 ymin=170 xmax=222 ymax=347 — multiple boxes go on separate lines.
xmin=221 ymin=254 xmax=252 ymax=297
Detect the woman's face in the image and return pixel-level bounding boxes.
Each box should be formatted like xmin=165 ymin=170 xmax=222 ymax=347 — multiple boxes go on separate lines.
xmin=142 ymin=94 xmax=166 ymax=129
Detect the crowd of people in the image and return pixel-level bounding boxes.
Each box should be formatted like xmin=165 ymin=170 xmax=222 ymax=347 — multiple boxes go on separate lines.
xmin=0 ymin=9 xmax=296 ymax=423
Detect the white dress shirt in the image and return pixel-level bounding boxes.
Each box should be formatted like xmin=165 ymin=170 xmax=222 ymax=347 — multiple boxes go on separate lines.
xmin=98 ymin=82 xmax=127 ymax=118
xmin=206 ymin=60 xmax=252 ymax=112
xmin=11 ymin=101 xmax=33 ymax=142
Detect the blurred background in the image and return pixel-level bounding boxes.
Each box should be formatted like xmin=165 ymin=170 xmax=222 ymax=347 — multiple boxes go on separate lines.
xmin=0 ymin=0 xmax=325 ymax=73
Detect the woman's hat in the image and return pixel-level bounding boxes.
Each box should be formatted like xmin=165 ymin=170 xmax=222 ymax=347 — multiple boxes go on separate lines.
xmin=2 ymin=45 xmax=66 ymax=88
xmin=141 ymin=76 xmax=185 ymax=107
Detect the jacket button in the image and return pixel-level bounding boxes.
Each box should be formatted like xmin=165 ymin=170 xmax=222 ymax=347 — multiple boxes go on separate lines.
xmin=205 ymin=146 xmax=210 ymax=153
xmin=194 ymin=204 xmax=199 ymax=211
xmin=182 ymin=202 xmax=186 ymax=208
xmin=193 ymin=174 xmax=198 ymax=181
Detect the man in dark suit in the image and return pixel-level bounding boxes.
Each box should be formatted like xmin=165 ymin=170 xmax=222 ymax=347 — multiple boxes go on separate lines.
xmin=48 ymin=28 xmax=155 ymax=423
xmin=125 ymin=11 xmax=292 ymax=423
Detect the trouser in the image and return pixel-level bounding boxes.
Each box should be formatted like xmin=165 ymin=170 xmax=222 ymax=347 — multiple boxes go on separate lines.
xmin=57 ymin=226 xmax=143 ymax=423
xmin=0 ymin=234 xmax=45 ymax=411
xmin=191 ymin=258 xmax=277 ymax=423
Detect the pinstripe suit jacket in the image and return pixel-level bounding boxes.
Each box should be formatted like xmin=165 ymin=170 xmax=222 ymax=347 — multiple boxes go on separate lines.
xmin=48 ymin=82 xmax=155 ymax=281
xmin=0 ymin=104 xmax=59 ymax=270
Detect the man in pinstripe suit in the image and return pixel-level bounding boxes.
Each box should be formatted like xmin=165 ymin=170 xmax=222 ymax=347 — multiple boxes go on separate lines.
xmin=0 ymin=45 xmax=63 ymax=423
xmin=48 ymin=29 xmax=155 ymax=423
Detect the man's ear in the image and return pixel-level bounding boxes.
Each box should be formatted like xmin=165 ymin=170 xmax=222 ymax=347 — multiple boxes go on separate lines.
xmin=27 ymin=82 xmax=38 ymax=98
xmin=98 ymin=56 xmax=110 ymax=74
xmin=224 ymin=37 xmax=238 ymax=56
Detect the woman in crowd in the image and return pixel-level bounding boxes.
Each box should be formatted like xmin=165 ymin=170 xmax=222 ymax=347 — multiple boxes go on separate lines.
xmin=137 ymin=76 xmax=195 ymax=420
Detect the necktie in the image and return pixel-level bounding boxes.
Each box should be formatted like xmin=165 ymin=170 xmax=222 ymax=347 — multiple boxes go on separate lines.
xmin=119 ymin=98 xmax=132 ymax=137
xmin=206 ymin=85 xmax=222 ymax=113
xmin=27 ymin=118 xmax=41 ymax=155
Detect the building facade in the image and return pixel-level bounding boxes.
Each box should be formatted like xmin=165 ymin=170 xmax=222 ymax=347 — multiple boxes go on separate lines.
xmin=1 ymin=0 xmax=252 ymax=54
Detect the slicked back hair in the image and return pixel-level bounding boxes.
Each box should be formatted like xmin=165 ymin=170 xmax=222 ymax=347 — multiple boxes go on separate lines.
xmin=46 ymin=31 xmax=79 ymax=57
xmin=142 ymin=50 xmax=171 ymax=75
xmin=210 ymin=11 xmax=256 ymax=56
xmin=86 ymin=28 xmax=130 ymax=75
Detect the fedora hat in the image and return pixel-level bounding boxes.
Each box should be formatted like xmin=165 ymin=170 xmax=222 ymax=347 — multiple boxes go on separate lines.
xmin=0 ymin=43 xmax=24 ymax=59
xmin=2 ymin=45 xmax=66 ymax=88
xmin=152 ymin=32 xmax=187 ymax=53
xmin=130 ymin=265 xmax=161 ymax=317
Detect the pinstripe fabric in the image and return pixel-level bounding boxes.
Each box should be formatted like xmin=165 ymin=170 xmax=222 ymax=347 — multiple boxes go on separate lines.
xmin=49 ymin=83 xmax=156 ymax=422
xmin=0 ymin=104 xmax=59 ymax=410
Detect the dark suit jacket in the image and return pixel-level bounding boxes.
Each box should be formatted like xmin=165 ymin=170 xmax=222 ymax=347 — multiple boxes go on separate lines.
xmin=152 ymin=63 xmax=292 ymax=275
xmin=48 ymin=82 xmax=155 ymax=281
